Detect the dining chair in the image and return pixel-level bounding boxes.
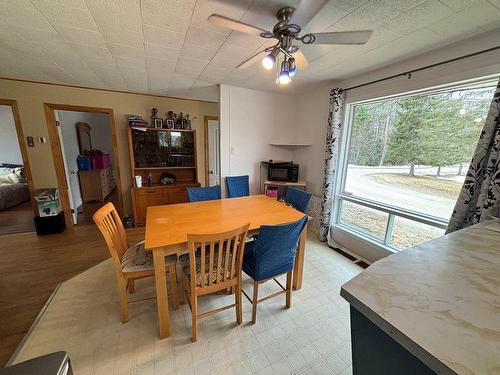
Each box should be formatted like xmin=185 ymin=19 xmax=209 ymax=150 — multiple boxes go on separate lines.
xmin=285 ymin=187 xmax=313 ymax=213
xmin=225 ymin=175 xmax=249 ymax=198
xmin=180 ymin=223 xmax=250 ymax=341
xmin=93 ymin=202 xmax=179 ymax=323
xmin=242 ymin=215 xmax=308 ymax=324
xmin=187 ymin=185 xmax=221 ymax=202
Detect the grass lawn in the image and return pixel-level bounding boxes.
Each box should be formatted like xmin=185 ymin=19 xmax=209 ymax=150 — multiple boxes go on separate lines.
xmin=368 ymin=173 xmax=462 ymax=198
xmin=340 ymin=202 xmax=444 ymax=249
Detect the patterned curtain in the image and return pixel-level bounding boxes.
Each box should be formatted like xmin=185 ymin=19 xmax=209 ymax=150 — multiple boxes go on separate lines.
xmin=319 ymin=88 xmax=346 ymax=241
xmin=447 ymin=80 xmax=500 ymax=233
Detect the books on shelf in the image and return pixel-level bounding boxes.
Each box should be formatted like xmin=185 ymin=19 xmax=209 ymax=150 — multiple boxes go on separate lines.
xmin=127 ymin=115 xmax=148 ymax=131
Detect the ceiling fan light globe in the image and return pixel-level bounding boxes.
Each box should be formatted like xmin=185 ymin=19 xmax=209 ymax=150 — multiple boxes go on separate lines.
xmin=262 ymin=55 xmax=275 ymax=70
xmin=279 ymin=71 xmax=291 ymax=85
xmin=289 ymin=66 xmax=297 ymax=77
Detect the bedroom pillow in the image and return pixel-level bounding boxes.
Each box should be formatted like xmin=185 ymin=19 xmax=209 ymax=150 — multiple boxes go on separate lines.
xmin=0 ymin=172 xmax=20 ymax=185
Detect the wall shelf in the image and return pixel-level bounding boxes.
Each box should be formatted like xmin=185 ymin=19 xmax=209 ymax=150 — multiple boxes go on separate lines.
xmin=269 ymin=142 xmax=312 ymax=147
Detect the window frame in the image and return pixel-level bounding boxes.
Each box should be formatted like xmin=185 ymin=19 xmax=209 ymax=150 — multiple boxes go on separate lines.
xmin=331 ymin=75 xmax=499 ymax=252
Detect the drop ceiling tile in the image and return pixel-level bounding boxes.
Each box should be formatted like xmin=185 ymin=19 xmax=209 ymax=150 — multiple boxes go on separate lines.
xmin=386 ymin=0 xmax=455 ymax=35
xmin=199 ymin=66 xmax=232 ymax=83
xmin=170 ymin=72 xmax=196 ymax=88
xmin=185 ymin=26 xmax=227 ymax=49
xmin=187 ymin=81 xmax=219 ymax=101
xmin=0 ymin=0 xmax=53 ymax=31
xmin=210 ymin=44 xmax=254 ymax=69
xmin=180 ymin=43 xmax=217 ymax=60
xmin=302 ymin=0 xmax=367 ymax=33
xmin=330 ymin=0 xmax=401 ymax=30
xmin=0 ymin=25 xmax=61 ymax=44
xmin=52 ymin=25 xmax=106 ymax=47
xmin=31 ymin=0 xmax=98 ymax=31
xmin=143 ymin=25 xmax=185 ymax=48
xmin=67 ymin=43 xmax=114 ymax=61
xmin=240 ymin=0 xmax=301 ymax=32
xmin=145 ymin=43 xmax=180 ymax=60
xmin=85 ymin=0 xmax=142 ymax=32
xmin=142 ymin=0 xmax=196 ymax=33
xmin=439 ymin=0 xmax=485 ymax=11
xmin=100 ymin=26 xmax=144 ymax=49
xmin=177 ymin=56 xmax=209 ymax=71
xmin=114 ymin=56 xmax=146 ymax=72
xmin=109 ymin=43 xmax=145 ymax=59
xmin=490 ymin=0 xmax=500 ymax=10
xmin=382 ymin=0 xmax=427 ymax=13
xmin=428 ymin=1 xmax=499 ymax=35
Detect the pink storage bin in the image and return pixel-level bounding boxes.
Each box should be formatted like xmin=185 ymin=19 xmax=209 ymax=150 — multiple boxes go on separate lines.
xmin=92 ymin=153 xmax=110 ymax=169
xmin=266 ymin=187 xmax=279 ymax=198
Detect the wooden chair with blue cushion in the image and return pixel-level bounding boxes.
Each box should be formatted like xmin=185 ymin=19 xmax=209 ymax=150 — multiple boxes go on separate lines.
xmin=187 ymin=185 xmax=221 ymax=202
xmin=225 ymin=175 xmax=249 ymax=198
xmin=285 ymin=187 xmax=312 ymax=213
xmin=242 ymin=215 xmax=308 ymax=324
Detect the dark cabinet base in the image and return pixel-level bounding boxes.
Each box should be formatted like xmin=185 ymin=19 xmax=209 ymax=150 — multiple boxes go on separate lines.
xmin=350 ymin=306 xmax=436 ymax=375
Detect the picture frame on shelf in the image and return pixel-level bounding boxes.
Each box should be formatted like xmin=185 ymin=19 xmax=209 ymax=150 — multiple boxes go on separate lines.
xmin=154 ymin=118 xmax=163 ymax=128
xmin=165 ymin=119 xmax=174 ymax=129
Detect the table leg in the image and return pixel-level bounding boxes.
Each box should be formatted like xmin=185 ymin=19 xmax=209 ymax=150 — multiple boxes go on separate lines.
xmin=153 ymin=249 xmax=170 ymax=338
xmin=293 ymin=223 xmax=307 ymax=290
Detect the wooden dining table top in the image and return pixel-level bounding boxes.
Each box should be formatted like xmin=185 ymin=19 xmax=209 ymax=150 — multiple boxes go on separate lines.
xmin=145 ymin=195 xmax=306 ymax=250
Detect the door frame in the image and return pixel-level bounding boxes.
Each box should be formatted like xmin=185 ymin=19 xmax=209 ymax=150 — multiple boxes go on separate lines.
xmin=204 ymin=115 xmax=219 ymax=186
xmin=0 ymin=99 xmax=37 ymax=216
xmin=44 ymin=103 xmax=124 ymax=228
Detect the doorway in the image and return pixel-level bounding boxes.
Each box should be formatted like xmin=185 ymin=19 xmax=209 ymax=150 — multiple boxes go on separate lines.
xmin=204 ymin=116 xmax=220 ymax=186
xmin=0 ymin=100 xmax=36 ymax=235
xmin=45 ymin=104 xmax=123 ymax=228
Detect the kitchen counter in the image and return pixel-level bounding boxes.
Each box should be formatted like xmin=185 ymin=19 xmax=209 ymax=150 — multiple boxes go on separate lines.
xmin=340 ymin=222 xmax=500 ymax=375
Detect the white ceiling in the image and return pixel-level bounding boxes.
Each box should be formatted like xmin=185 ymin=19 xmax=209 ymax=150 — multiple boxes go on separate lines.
xmin=0 ymin=0 xmax=499 ymax=101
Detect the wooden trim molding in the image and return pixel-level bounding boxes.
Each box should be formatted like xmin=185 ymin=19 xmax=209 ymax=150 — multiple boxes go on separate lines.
xmin=0 ymin=99 xmax=37 ymax=216
xmin=44 ymin=103 xmax=125 ymax=228
xmin=203 ymin=116 xmax=219 ymax=186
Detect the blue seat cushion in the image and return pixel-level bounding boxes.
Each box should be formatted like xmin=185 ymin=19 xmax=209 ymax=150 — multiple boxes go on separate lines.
xmin=242 ymin=241 xmax=258 ymax=280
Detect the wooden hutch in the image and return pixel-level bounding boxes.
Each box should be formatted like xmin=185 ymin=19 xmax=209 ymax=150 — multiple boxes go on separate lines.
xmin=128 ymin=127 xmax=200 ymax=225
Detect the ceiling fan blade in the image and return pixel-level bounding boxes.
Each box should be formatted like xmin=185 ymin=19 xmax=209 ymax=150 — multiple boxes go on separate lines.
xmin=208 ymin=14 xmax=269 ymax=36
xmin=291 ymin=0 xmax=328 ymax=28
xmin=237 ymin=49 xmax=268 ymax=69
xmin=292 ymin=50 xmax=309 ymax=69
xmin=311 ymin=30 xmax=374 ymax=45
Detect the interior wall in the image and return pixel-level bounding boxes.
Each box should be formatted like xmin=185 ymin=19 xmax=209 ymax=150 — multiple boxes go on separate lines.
xmin=219 ymin=85 xmax=296 ymax=195
xmin=0 ymin=105 xmax=23 ymax=165
xmin=0 ymin=79 xmax=219 ymax=216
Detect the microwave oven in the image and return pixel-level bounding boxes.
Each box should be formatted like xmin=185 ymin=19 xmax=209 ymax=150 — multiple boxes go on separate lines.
xmin=268 ymin=162 xmax=299 ymax=182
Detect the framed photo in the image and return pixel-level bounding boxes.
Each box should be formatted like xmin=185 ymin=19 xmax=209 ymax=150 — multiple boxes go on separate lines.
xmin=154 ymin=118 xmax=163 ymax=128
xmin=165 ymin=119 xmax=174 ymax=129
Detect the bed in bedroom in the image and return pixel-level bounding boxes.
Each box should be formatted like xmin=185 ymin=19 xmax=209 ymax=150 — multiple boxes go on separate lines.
xmin=0 ymin=164 xmax=30 ymax=210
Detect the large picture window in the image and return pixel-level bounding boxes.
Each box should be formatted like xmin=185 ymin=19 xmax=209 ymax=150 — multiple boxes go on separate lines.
xmin=333 ymin=80 xmax=497 ymax=251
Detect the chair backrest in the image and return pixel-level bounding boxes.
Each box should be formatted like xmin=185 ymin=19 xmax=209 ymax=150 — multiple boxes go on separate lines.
xmin=187 ymin=223 xmax=250 ymax=290
xmin=187 ymin=186 xmax=221 ymax=202
xmin=285 ymin=187 xmax=312 ymax=213
xmin=225 ymin=175 xmax=249 ymax=198
xmin=93 ymin=203 xmax=129 ymax=268
xmin=251 ymin=215 xmax=308 ymax=281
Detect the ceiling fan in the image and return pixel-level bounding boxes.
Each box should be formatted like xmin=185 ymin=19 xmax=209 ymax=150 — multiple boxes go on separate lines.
xmin=208 ymin=0 xmax=373 ymax=85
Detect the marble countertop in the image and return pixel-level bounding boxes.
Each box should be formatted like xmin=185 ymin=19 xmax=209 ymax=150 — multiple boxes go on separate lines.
xmin=341 ymin=222 xmax=500 ymax=375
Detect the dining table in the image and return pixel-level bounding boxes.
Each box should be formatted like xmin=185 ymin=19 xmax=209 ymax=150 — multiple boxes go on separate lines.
xmin=145 ymin=194 xmax=308 ymax=339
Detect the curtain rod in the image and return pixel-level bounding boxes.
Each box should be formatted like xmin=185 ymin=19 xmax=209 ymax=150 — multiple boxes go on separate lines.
xmin=344 ymin=45 xmax=500 ymax=91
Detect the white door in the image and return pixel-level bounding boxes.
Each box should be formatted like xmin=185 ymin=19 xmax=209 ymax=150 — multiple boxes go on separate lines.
xmin=207 ymin=119 xmax=220 ymax=186
xmin=55 ymin=111 xmax=78 ymax=224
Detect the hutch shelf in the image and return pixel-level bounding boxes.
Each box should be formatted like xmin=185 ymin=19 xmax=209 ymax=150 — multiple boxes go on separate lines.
xmin=128 ymin=127 xmax=200 ymax=225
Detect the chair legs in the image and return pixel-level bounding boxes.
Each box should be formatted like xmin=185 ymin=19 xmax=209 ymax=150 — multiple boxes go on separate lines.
xmin=118 ymin=276 xmax=129 ymax=323
xmin=168 ymin=265 xmax=180 ymax=310
xmin=127 ymin=278 xmax=136 ymax=293
xmin=191 ymin=293 xmax=198 ymax=342
xmin=247 ymin=271 xmax=293 ymax=325
xmin=235 ymin=281 xmax=242 ymax=325
xmin=286 ymin=271 xmax=292 ymax=308
xmin=251 ymin=281 xmax=259 ymax=324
